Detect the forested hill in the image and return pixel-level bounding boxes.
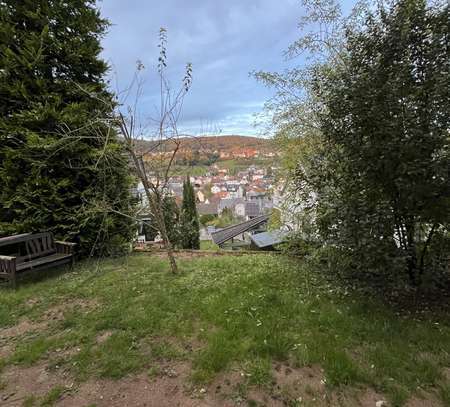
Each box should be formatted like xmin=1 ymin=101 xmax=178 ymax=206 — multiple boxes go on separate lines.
xmin=134 ymin=135 xmax=275 ymax=154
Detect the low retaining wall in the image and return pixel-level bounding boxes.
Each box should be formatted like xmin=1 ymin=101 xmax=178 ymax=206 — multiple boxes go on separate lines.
xmin=133 ymin=247 xmax=281 ymax=256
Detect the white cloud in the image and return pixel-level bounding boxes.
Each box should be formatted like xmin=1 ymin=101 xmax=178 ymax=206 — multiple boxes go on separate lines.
xmin=98 ymin=0 xmax=311 ymax=135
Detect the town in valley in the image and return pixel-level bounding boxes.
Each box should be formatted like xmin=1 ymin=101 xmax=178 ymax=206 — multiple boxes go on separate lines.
xmin=135 ymin=135 xmax=287 ymax=248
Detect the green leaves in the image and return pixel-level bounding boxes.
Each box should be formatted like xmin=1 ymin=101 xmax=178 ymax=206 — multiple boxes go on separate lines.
xmin=264 ymin=0 xmax=449 ymax=284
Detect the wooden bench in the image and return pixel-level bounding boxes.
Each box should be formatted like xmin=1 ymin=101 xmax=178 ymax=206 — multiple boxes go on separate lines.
xmin=0 ymin=232 xmax=76 ymax=288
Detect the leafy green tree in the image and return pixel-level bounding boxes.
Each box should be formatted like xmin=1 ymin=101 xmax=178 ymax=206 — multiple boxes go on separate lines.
xmin=315 ymin=0 xmax=449 ymax=284
xmin=268 ymin=208 xmax=282 ymax=231
xmin=199 ymin=214 xmax=216 ymax=226
xmin=212 ymin=207 xmax=236 ymax=228
xmin=180 ymin=177 xmax=200 ymax=249
xmin=0 ymin=0 xmax=135 ymax=256
xmin=258 ymin=0 xmax=449 ymax=285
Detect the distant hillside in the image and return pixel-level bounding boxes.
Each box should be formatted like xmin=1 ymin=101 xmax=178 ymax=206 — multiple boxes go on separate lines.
xmin=135 ymin=135 xmax=275 ymax=155
xmin=181 ymin=135 xmax=274 ymax=152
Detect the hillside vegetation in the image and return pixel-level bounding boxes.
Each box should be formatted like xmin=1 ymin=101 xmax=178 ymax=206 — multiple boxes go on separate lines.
xmin=135 ymin=135 xmax=275 ymax=154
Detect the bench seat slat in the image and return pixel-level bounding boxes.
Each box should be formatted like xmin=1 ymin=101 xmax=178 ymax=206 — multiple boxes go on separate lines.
xmin=17 ymin=248 xmax=56 ymax=263
xmin=16 ymin=253 xmax=73 ymax=271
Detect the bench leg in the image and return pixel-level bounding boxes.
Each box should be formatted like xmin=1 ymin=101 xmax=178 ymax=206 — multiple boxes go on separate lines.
xmin=10 ymin=272 xmax=16 ymax=289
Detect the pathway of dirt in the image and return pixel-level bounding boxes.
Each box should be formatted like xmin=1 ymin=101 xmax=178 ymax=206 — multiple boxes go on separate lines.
xmin=1 ymin=359 xmax=448 ymax=406
xmin=0 ymin=304 xmax=447 ymax=407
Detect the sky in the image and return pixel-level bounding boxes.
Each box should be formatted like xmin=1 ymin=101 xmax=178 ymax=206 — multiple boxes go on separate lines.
xmin=99 ymin=0 xmax=351 ymax=137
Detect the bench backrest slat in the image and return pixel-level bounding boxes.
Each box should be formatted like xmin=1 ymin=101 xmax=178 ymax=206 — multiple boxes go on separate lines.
xmin=0 ymin=233 xmax=32 ymax=248
xmin=24 ymin=233 xmax=56 ymax=260
xmin=0 ymin=232 xmax=56 ymax=262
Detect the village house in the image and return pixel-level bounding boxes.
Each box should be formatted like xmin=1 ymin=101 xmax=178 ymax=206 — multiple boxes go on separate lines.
xmin=197 ymin=190 xmax=206 ymax=202
xmin=168 ymin=182 xmax=183 ymax=198
xmin=213 ymin=191 xmax=229 ymax=201
xmin=218 ymin=198 xmax=244 ymax=215
xmin=234 ymin=201 xmax=261 ymax=220
xmin=197 ymin=202 xmax=219 ymax=217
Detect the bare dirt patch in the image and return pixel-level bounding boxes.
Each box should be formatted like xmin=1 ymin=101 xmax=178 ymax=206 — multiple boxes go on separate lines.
xmin=0 ymin=359 xmax=238 ymax=407
xmin=249 ymin=363 xmax=390 ymax=407
xmin=355 ymin=389 xmax=388 ymax=407
xmin=0 ymin=344 xmax=13 ymax=360
xmin=44 ymin=298 xmax=99 ymax=321
xmin=206 ymin=369 xmax=253 ymax=406
xmin=96 ymin=330 xmax=114 ymax=344
xmin=245 ymin=388 xmax=285 ymax=406
xmin=0 ymin=362 xmax=73 ymax=405
xmin=0 ymin=319 xmax=48 ymax=341
xmin=207 ymin=363 xmax=328 ymax=406
xmin=270 ymin=363 xmax=327 ymax=404
xmin=273 ymin=363 xmax=325 ymax=391
xmin=0 ymin=298 xmax=98 ymax=366
xmin=405 ymin=393 xmax=445 ymax=407
xmin=0 ymin=357 xmax=446 ymax=406
xmin=1 ymin=298 xmax=98 ymax=341
xmin=25 ymin=297 xmax=41 ymax=308
xmin=0 ymin=319 xmax=48 ymax=360
xmin=59 ymin=361 xmax=237 ymax=407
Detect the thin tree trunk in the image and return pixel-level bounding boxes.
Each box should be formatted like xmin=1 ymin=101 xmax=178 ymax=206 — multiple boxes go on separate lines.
xmin=152 ymin=193 xmax=178 ymax=274
xmin=112 ymin=33 xmax=192 ymax=275
xmin=124 ymin=139 xmax=178 ymax=274
xmin=418 ymin=223 xmax=437 ymax=281
xmin=405 ymin=221 xmax=418 ymax=285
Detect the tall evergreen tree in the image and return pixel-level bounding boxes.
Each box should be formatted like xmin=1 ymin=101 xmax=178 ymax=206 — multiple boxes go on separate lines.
xmin=0 ymin=0 xmax=135 ymax=255
xmin=180 ymin=176 xmax=200 ymax=249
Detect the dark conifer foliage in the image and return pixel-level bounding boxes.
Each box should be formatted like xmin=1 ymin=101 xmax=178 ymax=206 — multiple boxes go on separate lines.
xmin=0 ymin=0 xmax=135 ymax=255
xmin=180 ymin=176 xmax=200 ymax=249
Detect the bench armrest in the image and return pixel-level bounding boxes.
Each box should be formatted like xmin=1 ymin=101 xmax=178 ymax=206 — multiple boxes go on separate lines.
xmin=55 ymin=241 xmax=77 ymax=255
xmin=0 ymin=255 xmax=16 ymax=273
xmin=0 ymin=255 xmax=16 ymax=261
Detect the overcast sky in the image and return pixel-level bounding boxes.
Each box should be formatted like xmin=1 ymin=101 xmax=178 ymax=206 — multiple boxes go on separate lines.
xmin=99 ymin=1 xmax=352 ymax=137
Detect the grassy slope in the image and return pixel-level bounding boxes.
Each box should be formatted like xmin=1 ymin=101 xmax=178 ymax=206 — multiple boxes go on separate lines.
xmin=199 ymin=240 xmax=220 ymax=251
xmin=0 ymin=254 xmax=449 ymax=406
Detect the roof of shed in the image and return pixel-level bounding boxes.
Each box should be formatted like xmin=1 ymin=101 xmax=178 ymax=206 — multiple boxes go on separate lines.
xmin=250 ymin=230 xmax=289 ymax=248
xmin=211 ymin=214 xmax=269 ymax=246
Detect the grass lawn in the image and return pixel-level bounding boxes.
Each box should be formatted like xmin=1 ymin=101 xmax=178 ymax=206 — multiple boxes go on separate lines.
xmin=0 ymin=253 xmax=449 ymax=406
xmin=199 ymin=240 xmax=220 ymax=251
xmin=172 ymin=164 xmax=209 ymax=177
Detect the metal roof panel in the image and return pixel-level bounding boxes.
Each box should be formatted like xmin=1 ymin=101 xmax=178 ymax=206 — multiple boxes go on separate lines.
xmin=211 ymin=214 xmax=269 ymax=246
xmin=249 ymin=230 xmax=288 ymax=248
